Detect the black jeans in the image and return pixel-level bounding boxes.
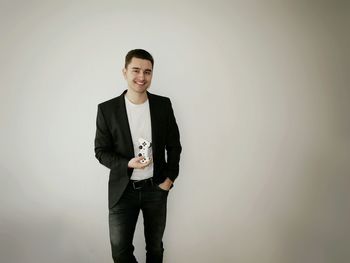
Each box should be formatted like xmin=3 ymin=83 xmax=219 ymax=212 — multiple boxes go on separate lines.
xmin=109 ymin=179 xmax=169 ymax=263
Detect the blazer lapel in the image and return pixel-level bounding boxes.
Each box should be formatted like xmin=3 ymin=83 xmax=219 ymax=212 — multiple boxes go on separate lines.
xmin=147 ymin=91 xmax=158 ymax=158
xmin=116 ymin=90 xmax=134 ymax=158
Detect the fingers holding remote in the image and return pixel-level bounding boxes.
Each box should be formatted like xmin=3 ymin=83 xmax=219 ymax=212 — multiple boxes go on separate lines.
xmin=128 ymin=156 xmax=152 ymax=169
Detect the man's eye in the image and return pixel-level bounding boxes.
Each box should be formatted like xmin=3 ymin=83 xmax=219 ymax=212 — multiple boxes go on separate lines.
xmin=133 ymin=70 xmax=139 ymax=73
xmin=145 ymin=72 xmax=151 ymax=75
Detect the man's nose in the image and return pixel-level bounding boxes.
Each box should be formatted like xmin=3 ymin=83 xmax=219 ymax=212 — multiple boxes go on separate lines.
xmin=138 ymin=71 xmax=145 ymax=79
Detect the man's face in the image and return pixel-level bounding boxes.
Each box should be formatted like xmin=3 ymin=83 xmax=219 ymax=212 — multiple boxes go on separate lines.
xmin=123 ymin=57 xmax=153 ymax=94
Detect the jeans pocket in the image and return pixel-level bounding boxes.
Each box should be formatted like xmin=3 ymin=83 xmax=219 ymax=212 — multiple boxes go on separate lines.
xmin=155 ymin=184 xmax=170 ymax=192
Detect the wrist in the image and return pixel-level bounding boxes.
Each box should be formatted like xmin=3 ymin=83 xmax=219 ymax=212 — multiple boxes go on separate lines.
xmin=164 ymin=178 xmax=173 ymax=186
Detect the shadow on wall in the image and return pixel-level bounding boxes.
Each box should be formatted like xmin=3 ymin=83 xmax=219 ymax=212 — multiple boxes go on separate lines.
xmin=0 ymin=168 xmax=107 ymax=263
xmin=282 ymin=141 xmax=350 ymax=263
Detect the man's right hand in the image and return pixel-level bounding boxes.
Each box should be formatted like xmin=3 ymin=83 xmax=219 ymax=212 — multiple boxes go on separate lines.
xmin=128 ymin=156 xmax=151 ymax=169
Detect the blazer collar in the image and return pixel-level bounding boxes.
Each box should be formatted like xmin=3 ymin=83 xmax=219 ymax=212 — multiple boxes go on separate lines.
xmin=120 ymin=89 xmax=153 ymax=102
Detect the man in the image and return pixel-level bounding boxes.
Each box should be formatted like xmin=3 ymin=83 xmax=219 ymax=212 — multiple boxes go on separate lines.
xmin=94 ymin=49 xmax=182 ymax=263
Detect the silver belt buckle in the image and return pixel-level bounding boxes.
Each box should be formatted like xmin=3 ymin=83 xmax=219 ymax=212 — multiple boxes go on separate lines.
xmin=132 ymin=181 xmax=142 ymax=190
xmin=132 ymin=178 xmax=153 ymax=190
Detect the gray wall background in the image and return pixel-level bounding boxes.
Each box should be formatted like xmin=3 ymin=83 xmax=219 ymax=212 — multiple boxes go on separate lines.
xmin=1 ymin=1 xmax=349 ymax=262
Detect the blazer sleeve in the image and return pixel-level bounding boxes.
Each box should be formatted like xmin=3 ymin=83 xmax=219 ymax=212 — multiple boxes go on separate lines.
xmin=164 ymin=99 xmax=182 ymax=182
xmin=94 ymin=104 xmax=129 ymax=171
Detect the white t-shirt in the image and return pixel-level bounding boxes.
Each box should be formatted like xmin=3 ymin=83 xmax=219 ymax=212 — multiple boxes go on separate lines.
xmin=124 ymin=96 xmax=154 ymax=180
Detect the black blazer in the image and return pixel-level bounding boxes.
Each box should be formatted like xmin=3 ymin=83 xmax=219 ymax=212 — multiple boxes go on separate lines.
xmin=94 ymin=90 xmax=182 ymax=208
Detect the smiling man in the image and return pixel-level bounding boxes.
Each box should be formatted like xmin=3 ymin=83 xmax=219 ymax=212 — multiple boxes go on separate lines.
xmin=94 ymin=49 xmax=182 ymax=263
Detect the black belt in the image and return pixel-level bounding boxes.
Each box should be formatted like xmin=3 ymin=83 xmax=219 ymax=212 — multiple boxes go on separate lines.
xmin=130 ymin=178 xmax=154 ymax=190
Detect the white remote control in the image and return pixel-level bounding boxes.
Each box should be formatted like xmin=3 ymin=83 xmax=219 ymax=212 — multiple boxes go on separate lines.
xmin=138 ymin=138 xmax=152 ymax=164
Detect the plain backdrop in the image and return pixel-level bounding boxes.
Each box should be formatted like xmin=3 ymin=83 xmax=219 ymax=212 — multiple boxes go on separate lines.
xmin=0 ymin=1 xmax=349 ymax=262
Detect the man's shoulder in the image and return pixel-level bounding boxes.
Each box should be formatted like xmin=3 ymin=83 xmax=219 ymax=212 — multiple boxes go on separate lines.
xmin=98 ymin=94 xmax=123 ymax=109
xmin=148 ymin=92 xmax=171 ymax=104
xmin=98 ymin=96 xmax=118 ymax=106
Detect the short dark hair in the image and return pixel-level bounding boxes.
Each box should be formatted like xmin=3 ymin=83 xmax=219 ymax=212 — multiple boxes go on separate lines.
xmin=125 ymin=49 xmax=154 ymax=69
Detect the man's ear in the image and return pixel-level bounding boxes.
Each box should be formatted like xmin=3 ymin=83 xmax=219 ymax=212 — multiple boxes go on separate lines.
xmin=122 ymin=68 xmax=126 ymax=78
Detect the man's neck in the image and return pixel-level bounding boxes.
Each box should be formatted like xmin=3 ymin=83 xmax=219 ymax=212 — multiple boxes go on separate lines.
xmin=125 ymin=89 xmax=148 ymax=104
